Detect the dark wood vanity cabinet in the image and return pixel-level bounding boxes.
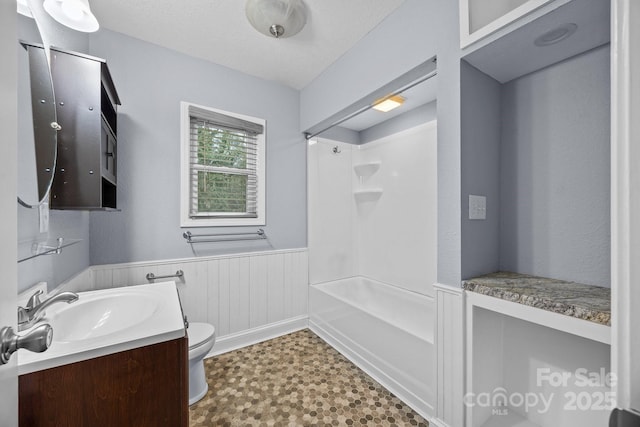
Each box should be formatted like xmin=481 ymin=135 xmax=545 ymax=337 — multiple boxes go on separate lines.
xmin=19 ymin=337 xmax=188 ymax=427
xmin=49 ymin=47 xmax=121 ymax=210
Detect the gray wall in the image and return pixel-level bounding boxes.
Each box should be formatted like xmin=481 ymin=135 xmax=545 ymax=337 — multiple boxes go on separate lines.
xmin=360 ymin=101 xmax=437 ymax=144
xmin=460 ymin=61 xmax=502 ymax=280
xmin=17 ymin=15 xmax=91 ymax=293
xmin=87 ymin=29 xmax=306 ymax=265
xmin=435 ymin=0 xmax=464 ymax=287
xmin=317 ymin=126 xmax=361 ymax=145
xmin=500 ymin=45 xmax=611 ymax=286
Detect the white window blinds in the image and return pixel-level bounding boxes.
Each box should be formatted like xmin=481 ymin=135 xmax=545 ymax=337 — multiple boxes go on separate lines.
xmin=188 ymin=105 xmax=264 ymax=219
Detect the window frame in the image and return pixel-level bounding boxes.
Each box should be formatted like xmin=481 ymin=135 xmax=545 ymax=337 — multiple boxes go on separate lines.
xmin=180 ymin=101 xmax=266 ymax=227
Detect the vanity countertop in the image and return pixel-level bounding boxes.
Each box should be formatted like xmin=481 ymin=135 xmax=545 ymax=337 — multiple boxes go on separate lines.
xmin=463 ymin=271 xmax=611 ymax=326
xmin=18 ymin=281 xmax=186 ymax=375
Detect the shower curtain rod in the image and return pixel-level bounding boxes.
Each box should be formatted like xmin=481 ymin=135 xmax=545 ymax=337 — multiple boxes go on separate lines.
xmin=303 ymin=57 xmax=438 ymax=140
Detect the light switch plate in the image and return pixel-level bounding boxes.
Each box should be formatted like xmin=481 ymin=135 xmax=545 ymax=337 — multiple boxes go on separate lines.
xmin=469 ymin=195 xmax=487 ymax=220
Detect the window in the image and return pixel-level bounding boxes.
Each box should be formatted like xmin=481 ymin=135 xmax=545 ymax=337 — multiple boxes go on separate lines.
xmin=180 ymin=102 xmax=266 ymax=227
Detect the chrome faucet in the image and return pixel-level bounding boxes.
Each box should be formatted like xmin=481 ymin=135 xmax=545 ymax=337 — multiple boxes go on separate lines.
xmin=17 ymin=289 xmax=78 ymax=331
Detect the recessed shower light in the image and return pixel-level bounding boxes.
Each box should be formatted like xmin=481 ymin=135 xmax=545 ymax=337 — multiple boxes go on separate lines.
xmin=534 ymin=23 xmax=578 ymax=47
xmin=372 ymin=95 xmax=405 ymax=113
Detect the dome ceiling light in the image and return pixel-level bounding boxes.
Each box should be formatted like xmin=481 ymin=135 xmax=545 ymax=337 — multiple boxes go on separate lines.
xmin=43 ymin=0 xmax=100 ymax=32
xmin=245 ymin=0 xmax=307 ymax=39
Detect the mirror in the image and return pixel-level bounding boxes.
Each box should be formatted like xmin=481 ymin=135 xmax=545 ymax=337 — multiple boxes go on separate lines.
xmin=17 ymin=0 xmax=59 ymax=208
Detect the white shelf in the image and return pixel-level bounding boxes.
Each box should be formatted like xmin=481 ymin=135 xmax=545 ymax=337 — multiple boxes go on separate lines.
xmin=466 ymin=291 xmax=610 ymax=345
xmin=480 ymin=412 xmax=541 ymax=427
xmin=353 ymin=189 xmax=383 ymax=202
xmin=353 ymin=161 xmax=381 ymax=178
xmin=466 ymin=288 xmax=612 ymax=427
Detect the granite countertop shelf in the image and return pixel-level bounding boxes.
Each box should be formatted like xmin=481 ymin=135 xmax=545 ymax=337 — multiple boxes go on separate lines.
xmin=463 ymin=271 xmax=611 ymax=326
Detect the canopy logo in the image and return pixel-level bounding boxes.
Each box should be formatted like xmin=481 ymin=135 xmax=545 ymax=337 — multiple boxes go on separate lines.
xmin=463 ymin=388 xmax=553 ymax=415
xmin=464 ymin=368 xmax=616 ymax=416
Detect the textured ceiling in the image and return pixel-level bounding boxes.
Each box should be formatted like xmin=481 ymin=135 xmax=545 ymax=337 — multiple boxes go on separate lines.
xmin=89 ymin=0 xmax=406 ymax=90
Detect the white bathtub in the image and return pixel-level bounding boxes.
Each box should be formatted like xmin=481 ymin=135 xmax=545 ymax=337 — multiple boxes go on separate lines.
xmin=309 ymin=276 xmax=435 ymax=420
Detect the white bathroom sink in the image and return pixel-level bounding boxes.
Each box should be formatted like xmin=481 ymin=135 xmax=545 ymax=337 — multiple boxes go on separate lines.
xmin=18 ymin=282 xmax=186 ymax=375
xmin=49 ymin=292 xmax=161 ymax=342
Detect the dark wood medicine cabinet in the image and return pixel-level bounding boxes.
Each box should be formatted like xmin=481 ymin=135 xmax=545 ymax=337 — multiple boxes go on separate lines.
xmin=25 ymin=43 xmax=121 ymax=210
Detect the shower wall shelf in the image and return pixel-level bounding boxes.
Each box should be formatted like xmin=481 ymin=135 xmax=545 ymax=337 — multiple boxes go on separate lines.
xmin=354 ymin=163 xmax=382 ymax=200
xmin=353 ymin=189 xmax=383 ymax=202
xmin=353 ymin=161 xmax=381 ymax=178
xmin=18 ymin=237 xmax=82 ymax=263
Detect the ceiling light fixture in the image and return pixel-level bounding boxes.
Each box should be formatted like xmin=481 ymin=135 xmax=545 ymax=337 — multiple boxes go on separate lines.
xmin=43 ymin=0 xmax=99 ymax=33
xmin=534 ymin=23 xmax=577 ymax=47
xmin=245 ymin=0 xmax=307 ymax=39
xmin=372 ymin=95 xmax=406 ymax=113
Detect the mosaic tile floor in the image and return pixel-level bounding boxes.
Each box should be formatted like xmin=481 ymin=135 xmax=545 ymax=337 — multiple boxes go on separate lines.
xmin=189 ymin=329 xmax=429 ymax=427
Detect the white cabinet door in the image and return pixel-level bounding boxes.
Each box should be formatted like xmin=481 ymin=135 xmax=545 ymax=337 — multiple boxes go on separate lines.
xmin=0 ymin=2 xmax=19 ymax=426
xmin=459 ymin=0 xmax=554 ymax=47
xmin=611 ymin=0 xmax=640 ymax=420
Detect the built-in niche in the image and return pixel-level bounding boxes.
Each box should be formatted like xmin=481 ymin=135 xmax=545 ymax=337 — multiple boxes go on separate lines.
xmin=461 ymin=47 xmax=611 ymax=286
xmin=460 ymin=0 xmax=611 ymax=425
xmin=461 ymin=0 xmax=611 ymax=288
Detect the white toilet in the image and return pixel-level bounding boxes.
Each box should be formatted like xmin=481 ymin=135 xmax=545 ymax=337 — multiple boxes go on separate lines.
xmin=187 ymin=322 xmax=216 ymax=405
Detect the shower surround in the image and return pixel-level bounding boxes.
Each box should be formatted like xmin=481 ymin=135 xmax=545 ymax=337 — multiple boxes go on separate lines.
xmin=307 ymin=121 xmax=438 ymax=420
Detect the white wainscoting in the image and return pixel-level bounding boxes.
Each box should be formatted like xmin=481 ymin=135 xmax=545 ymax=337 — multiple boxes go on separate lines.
xmin=63 ymin=249 xmax=309 ymax=355
xmin=434 ymin=283 xmax=465 ymax=427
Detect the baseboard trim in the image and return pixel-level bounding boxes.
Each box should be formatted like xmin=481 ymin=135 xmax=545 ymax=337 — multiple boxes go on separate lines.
xmin=433 ymin=282 xmax=464 ymax=296
xmin=207 ymin=316 xmax=309 ymax=358
xmin=428 ymin=417 xmax=451 ymax=427
xmin=309 ymin=318 xmax=436 ymax=423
